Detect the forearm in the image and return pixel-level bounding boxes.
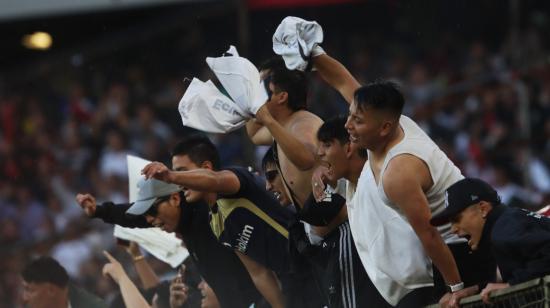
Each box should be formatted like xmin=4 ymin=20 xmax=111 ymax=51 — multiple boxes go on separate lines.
xmin=246 ymin=120 xmax=272 ymax=145
xmin=118 ymin=275 xmax=151 ymax=308
xmin=312 ymin=54 xmax=361 ymax=104
xmin=419 ymin=228 xmax=461 ymax=285
xmin=133 ymin=258 xmax=160 ymax=290
xmin=94 ymin=203 xmax=150 ymax=228
xmin=168 ymin=170 xmax=217 ymax=190
xmin=264 ymin=119 xmax=317 ymax=171
xmin=249 ymin=269 xmax=285 ymax=308
xmin=236 ymin=252 xmax=285 ymax=308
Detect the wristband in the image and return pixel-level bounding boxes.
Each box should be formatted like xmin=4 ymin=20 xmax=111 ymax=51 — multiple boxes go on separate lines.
xmin=447 ymin=282 xmax=464 ymax=293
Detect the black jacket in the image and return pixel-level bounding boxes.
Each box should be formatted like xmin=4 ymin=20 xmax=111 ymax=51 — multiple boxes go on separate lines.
xmin=483 ymin=205 xmax=550 ymax=285
xmin=94 ymin=200 xmax=261 ymax=308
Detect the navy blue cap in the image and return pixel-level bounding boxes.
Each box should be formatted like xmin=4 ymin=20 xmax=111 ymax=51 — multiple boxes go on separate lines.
xmin=430 ymin=178 xmax=501 ymax=226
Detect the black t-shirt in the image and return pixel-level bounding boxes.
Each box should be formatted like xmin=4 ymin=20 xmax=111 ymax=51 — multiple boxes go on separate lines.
xmin=210 ymin=167 xmax=294 ymax=273
xmin=94 ymin=199 xmax=261 ymax=308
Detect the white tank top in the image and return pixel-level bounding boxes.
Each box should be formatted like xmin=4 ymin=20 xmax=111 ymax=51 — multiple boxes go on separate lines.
xmin=346 ymin=165 xmax=433 ymax=305
xmin=374 ymin=115 xmax=465 ymax=243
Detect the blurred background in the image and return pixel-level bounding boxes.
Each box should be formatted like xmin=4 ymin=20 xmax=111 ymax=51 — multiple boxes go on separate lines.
xmin=1 ymin=0 xmax=550 ymax=306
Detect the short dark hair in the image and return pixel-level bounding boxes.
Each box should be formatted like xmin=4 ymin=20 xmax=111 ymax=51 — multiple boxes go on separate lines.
xmin=317 ymin=115 xmax=349 ymax=145
xmin=317 ymin=115 xmax=368 ymax=158
xmin=261 ymin=147 xmax=276 ymax=172
xmin=22 ymin=256 xmax=69 ymax=288
xmin=270 ymin=68 xmax=307 ymax=111
xmin=171 ymin=134 xmax=220 ymax=170
xmin=258 ymin=56 xmax=286 ymax=72
xmin=354 ymin=80 xmax=404 ymax=119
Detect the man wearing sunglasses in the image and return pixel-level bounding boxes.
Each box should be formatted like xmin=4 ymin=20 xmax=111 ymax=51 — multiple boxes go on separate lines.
xmin=142 ymin=134 xmax=299 ymax=308
xmin=76 ymin=146 xmax=263 ymax=308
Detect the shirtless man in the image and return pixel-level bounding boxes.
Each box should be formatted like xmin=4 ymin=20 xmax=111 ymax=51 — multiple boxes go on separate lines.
xmin=246 ymin=58 xmax=323 ymax=212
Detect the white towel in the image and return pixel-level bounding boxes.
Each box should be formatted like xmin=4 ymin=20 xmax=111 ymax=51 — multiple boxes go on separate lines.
xmin=206 ymin=46 xmax=268 ymax=115
xmin=272 ymin=16 xmax=324 ymax=71
xmin=178 ymin=46 xmax=268 ymax=133
xmin=178 ymin=78 xmax=248 ymax=133
xmin=114 ymin=227 xmax=189 ymax=268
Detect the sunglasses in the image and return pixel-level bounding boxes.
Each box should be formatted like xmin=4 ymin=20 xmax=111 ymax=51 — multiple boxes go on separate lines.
xmin=144 ymin=196 xmax=170 ymax=217
xmin=265 ymin=170 xmax=279 ymax=182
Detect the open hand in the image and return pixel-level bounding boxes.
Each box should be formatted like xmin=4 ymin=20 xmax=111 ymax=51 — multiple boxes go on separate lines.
xmin=142 ymin=162 xmax=173 ymax=182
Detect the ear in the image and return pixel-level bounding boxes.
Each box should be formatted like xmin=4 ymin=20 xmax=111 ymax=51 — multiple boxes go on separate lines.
xmin=201 ymin=160 xmax=214 ymax=170
xmin=275 ymin=91 xmax=288 ymax=105
xmin=170 ymin=191 xmax=181 ymax=205
xmin=379 ymin=120 xmax=394 ymax=137
xmin=478 ymin=201 xmax=492 ymax=218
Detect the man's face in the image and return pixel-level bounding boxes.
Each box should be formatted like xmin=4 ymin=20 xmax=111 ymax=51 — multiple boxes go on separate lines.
xmin=317 ymin=139 xmax=349 ymax=182
xmin=144 ymin=193 xmax=181 ymax=233
xmin=345 ymin=101 xmax=384 ymax=150
xmin=22 ymin=281 xmax=62 ymax=308
xmin=172 ymin=155 xmax=206 ymax=203
xmin=264 ymin=164 xmax=291 ymax=206
xmin=450 ymin=203 xmax=487 ymax=251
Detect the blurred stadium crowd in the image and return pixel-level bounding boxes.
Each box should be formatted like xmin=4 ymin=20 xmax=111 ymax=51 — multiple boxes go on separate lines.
xmin=1 ymin=1 xmax=550 ymax=307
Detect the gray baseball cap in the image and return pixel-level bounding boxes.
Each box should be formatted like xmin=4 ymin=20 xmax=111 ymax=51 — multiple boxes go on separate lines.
xmin=126 ymin=178 xmax=182 ymax=215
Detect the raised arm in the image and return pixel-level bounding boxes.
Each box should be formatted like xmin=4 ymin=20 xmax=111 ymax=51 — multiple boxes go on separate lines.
xmin=235 ymin=251 xmax=285 ymax=308
xmin=124 ymin=242 xmax=160 ymax=290
xmin=313 ymin=53 xmax=361 ymax=104
xmin=103 ymin=251 xmax=151 ymax=308
xmin=383 ymin=155 xmax=461 ymax=286
xmin=255 ymin=106 xmax=321 ymax=171
xmin=246 ymin=119 xmax=273 ymax=145
xmin=142 ymin=162 xmax=241 ymax=195
xmin=75 ymin=193 xmax=150 ymax=228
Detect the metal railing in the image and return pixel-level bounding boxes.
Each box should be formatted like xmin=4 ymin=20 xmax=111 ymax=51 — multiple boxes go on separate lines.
xmin=427 ymin=276 xmax=550 ymax=307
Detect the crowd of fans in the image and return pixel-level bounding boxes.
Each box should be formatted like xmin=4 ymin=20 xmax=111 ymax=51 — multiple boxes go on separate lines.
xmin=1 ymin=4 xmax=550 ymax=307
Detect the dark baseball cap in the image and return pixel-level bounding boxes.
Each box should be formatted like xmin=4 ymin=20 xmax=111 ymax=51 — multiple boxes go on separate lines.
xmin=126 ymin=178 xmax=181 ymax=215
xmin=430 ymin=178 xmax=501 ymax=226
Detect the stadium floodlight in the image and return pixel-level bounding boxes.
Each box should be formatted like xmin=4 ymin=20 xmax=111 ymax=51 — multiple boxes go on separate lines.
xmin=22 ymin=31 xmax=52 ymax=50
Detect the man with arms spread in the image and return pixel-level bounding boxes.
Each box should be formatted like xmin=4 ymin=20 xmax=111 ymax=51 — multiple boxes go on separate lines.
xmin=76 ymin=140 xmax=262 ymax=308
xmin=311 ymin=50 xmax=496 ymax=306
xmin=142 ymin=134 xmax=293 ymax=308
xmin=431 ymin=178 xmax=550 ymax=305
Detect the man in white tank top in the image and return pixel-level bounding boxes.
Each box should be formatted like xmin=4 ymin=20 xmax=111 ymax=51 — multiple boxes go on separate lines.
xmin=311 ymin=51 xmax=495 ymax=307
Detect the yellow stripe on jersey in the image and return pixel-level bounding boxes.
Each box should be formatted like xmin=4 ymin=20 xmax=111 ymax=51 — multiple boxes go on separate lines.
xmin=210 ymin=198 xmax=289 ymax=240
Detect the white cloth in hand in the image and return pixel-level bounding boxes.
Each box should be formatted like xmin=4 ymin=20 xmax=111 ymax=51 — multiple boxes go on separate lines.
xmin=114 ymin=226 xmax=189 ymax=268
xmin=272 ymin=16 xmax=324 ymax=71
xmin=178 ymin=78 xmax=248 ymax=133
xmin=178 ymin=46 xmax=268 ymax=133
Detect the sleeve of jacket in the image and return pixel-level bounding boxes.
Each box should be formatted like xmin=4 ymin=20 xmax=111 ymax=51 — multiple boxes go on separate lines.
xmin=503 ymin=214 xmax=550 ymax=284
xmin=93 ymin=202 xmax=151 ymax=228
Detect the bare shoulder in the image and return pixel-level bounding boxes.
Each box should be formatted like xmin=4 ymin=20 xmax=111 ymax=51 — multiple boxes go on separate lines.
xmin=383 ymin=154 xmax=432 ymax=192
xmin=288 ymin=110 xmax=323 ymax=132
